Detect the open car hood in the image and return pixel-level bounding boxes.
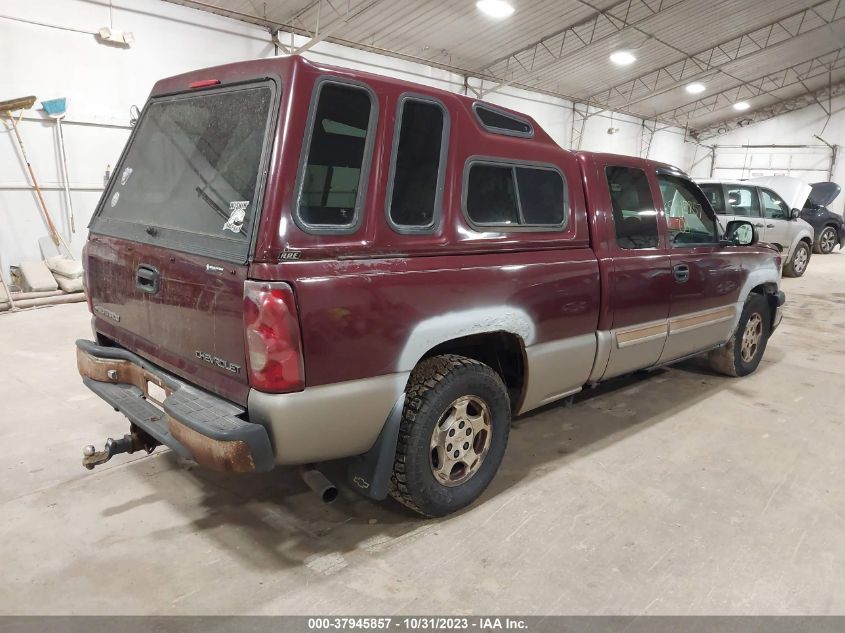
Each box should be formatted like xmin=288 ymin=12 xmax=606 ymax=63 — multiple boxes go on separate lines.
xmin=808 ymin=181 xmax=841 ymax=207
xmin=748 ymin=176 xmax=812 ymax=211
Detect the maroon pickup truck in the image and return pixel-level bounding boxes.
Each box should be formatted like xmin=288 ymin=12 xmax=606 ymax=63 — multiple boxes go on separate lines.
xmin=78 ymin=55 xmax=784 ymax=517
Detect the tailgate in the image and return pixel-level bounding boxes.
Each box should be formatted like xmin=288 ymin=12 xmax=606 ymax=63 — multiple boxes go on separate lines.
xmin=86 ymin=80 xmax=278 ymax=406
xmin=87 ymin=235 xmax=251 ymax=404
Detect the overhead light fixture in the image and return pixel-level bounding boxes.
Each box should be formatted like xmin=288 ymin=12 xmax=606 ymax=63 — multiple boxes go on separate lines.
xmin=733 ymin=101 xmax=751 ymax=111
xmin=476 ymin=0 xmax=514 ymax=18
xmin=609 ymin=50 xmax=637 ymax=66
xmin=686 ymin=82 xmax=706 ymax=94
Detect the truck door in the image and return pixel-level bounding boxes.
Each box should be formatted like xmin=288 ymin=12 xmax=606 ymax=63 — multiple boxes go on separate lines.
xmin=596 ymin=161 xmax=674 ymax=380
xmin=656 ymin=172 xmax=744 ymax=363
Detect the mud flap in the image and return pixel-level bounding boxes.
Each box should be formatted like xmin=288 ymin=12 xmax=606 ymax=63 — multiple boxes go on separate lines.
xmin=345 ymin=394 xmax=405 ymax=501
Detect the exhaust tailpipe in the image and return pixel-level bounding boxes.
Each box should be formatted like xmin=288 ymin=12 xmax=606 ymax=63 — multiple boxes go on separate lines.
xmin=300 ymin=465 xmax=339 ymax=504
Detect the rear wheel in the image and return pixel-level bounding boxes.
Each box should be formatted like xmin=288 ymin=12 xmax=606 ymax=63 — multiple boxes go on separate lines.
xmin=783 ymin=241 xmax=810 ymax=277
xmin=708 ymin=294 xmax=770 ymax=377
xmin=390 ymin=354 xmax=510 ymax=517
xmin=814 ymin=226 xmax=838 ymax=254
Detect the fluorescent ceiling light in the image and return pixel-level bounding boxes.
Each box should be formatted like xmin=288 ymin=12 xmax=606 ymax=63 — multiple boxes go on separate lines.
xmin=686 ymin=82 xmax=706 ymax=94
xmin=733 ymin=101 xmax=751 ymax=111
xmin=476 ymin=0 xmax=514 ymax=18
xmin=609 ymin=50 xmax=636 ymax=66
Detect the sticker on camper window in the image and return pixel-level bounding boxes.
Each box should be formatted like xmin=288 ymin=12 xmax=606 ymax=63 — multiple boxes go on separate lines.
xmin=223 ymin=201 xmax=249 ymax=233
xmin=110 ymin=192 xmax=120 ymax=207
xmin=120 ymin=167 xmax=133 ymax=185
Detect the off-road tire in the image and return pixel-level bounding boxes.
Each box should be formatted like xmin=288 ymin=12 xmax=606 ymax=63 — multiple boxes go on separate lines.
xmin=389 ymin=354 xmax=510 ymax=517
xmin=814 ymin=226 xmax=838 ymax=255
xmin=783 ymin=241 xmax=810 ymax=277
xmin=708 ymin=294 xmax=770 ymax=377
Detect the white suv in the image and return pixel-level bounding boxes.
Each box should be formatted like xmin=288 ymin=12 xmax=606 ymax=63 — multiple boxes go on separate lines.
xmin=697 ymin=178 xmax=815 ymax=277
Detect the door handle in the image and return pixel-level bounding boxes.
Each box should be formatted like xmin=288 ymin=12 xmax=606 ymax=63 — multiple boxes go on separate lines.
xmin=766 ymin=223 xmax=775 ymax=228
xmin=673 ymin=263 xmax=690 ymax=284
xmin=136 ymin=264 xmax=160 ymax=294
xmin=753 ymin=223 xmax=764 ymax=228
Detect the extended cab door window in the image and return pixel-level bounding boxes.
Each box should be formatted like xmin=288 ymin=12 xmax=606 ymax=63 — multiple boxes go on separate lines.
xmin=725 ymin=185 xmax=761 ymax=218
xmin=657 ymin=174 xmax=719 ymax=246
xmin=606 ymin=166 xmax=659 ymax=249
xmin=295 ymin=80 xmax=376 ymax=233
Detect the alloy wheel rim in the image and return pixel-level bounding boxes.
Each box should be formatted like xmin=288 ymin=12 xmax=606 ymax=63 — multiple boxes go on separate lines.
xmin=821 ymin=228 xmax=836 ymax=253
xmin=793 ymin=247 xmax=808 ymax=273
xmin=430 ymin=395 xmax=492 ymax=487
xmin=741 ymin=313 xmax=763 ymax=363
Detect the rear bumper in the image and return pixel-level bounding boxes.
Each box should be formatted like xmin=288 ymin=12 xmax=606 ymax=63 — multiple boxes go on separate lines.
xmin=76 ymin=340 xmax=274 ymax=473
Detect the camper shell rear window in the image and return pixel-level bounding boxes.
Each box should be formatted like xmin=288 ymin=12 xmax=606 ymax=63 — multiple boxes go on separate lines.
xmin=90 ymin=80 xmax=278 ymax=263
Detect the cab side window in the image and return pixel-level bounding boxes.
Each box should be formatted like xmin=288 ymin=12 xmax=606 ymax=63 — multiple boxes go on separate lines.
xmin=658 ymin=174 xmax=719 ymax=246
xmin=725 ymin=185 xmax=761 ymax=217
xmin=761 ymin=188 xmax=789 ymax=220
xmin=606 ymin=166 xmax=658 ymax=249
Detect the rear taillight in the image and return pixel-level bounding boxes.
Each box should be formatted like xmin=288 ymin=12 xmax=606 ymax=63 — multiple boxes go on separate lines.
xmin=243 ymin=281 xmax=304 ymax=393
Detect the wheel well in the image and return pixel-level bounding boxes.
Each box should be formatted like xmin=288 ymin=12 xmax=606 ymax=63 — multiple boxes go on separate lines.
xmin=822 ymin=223 xmax=840 ymax=237
xmin=421 ymin=332 xmax=526 ymax=412
xmin=750 ymin=283 xmax=778 ymax=296
xmin=801 ymin=236 xmax=813 ymax=246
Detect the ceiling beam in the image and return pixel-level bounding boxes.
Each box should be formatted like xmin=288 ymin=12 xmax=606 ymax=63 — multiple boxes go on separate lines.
xmin=693 ymin=79 xmax=845 ymax=140
xmin=161 ymin=0 xmax=688 ymax=130
xmin=659 ymin=49 xmax=845 ymax=126
xmin=476 ymin=0 xmax=685 ymax=97
xmin=289 ymin=0 xmax=387 ymax=54
xmin=586 ymin=0 xmax=845 ymax=111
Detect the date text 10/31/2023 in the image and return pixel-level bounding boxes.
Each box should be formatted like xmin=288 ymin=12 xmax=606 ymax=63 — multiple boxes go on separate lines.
xmin=307 ymin=617 xmax=529 ymax=631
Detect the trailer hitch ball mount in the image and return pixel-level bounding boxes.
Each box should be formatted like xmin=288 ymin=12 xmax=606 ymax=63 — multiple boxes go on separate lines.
xmin=82 ymin=427 xmax=159 ymax=470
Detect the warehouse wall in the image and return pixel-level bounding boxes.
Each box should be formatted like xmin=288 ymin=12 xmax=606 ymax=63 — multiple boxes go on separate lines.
xmin=688 ymin=97 xmax=845 ymax=214
xmin=0 ymin=0 xmax=271 ymax=279
xmin=0 ymin=0 xmax=694 ymax=279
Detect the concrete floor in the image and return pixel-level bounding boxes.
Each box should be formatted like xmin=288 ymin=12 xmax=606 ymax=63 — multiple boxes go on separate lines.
xmin=1 ymin=253 xmax=844 ymax=616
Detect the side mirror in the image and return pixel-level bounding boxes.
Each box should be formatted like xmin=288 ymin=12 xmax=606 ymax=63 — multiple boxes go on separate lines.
xmin=722 ymin=220 xmax=758 ymax=246
xmin=790 ymin=208 xmax=801 ymax=220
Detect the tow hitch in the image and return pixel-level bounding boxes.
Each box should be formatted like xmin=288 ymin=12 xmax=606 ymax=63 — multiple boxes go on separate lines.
xmin=82 ymin=427 xmax=159 ymax=470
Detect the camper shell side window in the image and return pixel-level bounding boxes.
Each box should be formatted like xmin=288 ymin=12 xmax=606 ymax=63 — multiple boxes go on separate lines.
xmin=293 ymin=77 xmax=378 ymax=235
